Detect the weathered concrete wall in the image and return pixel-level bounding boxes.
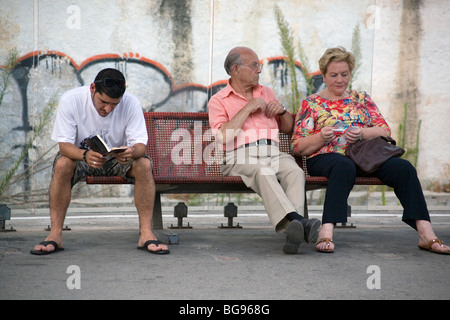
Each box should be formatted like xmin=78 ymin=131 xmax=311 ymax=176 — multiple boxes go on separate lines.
xmin=0 ymin=0 xmax=448 ymax=205
xmin=371 ymin=0 xmax=450 ymax=191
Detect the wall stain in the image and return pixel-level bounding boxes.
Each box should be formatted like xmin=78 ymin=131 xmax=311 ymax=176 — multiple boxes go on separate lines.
xmin=159 ymin=0 xmax=193 ymax=85
xmin=394 ymin=0 xmax=422 ymax=151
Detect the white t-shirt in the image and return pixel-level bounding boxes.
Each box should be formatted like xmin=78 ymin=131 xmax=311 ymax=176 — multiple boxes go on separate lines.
xmin=51 ymin=86 xmax=148 ymax=150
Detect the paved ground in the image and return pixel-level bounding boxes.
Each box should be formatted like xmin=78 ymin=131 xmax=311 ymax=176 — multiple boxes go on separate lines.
xmin=1 ymin=206 xmax=449 ymax=303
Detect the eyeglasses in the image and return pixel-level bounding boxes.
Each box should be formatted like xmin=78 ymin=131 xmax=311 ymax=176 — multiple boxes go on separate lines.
xmin=94 ymin=79 xmax=125 ymax=87
xmin=239 ymin=62 xmax=263 ymax=71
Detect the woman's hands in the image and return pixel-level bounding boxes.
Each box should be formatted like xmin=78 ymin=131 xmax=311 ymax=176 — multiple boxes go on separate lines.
xmin=320 ymin=126 xmax=362 ymax=144
xmin=320 ymin=126 xmax=336 ymax=142
xmin=344 ymin=126 xmax=362 ymax=144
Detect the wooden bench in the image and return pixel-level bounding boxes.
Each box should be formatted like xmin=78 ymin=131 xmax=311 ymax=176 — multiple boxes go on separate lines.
xmin=86 ymin=112 xmax=383 ymax=229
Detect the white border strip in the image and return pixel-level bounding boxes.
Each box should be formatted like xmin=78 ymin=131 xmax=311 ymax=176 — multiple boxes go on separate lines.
xmin=10 ymin=212 xmax=450 ymax=221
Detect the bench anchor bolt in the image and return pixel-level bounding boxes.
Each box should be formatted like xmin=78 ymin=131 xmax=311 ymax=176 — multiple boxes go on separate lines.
xmin=219 ymin=202 xmax=242 ymax=229
xmin=169 ymin=202 xmax=192 ymax=229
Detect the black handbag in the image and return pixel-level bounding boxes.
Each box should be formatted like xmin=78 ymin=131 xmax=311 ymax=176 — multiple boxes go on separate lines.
xmin=345 ymin=136 xmax=405 ymax=173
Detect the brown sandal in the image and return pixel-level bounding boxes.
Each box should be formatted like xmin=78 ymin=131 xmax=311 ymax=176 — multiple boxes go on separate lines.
xmin=418 ymin=239 xmax=450 ymax=255
xmin=316 ymin=238 xmax=334 ymax=253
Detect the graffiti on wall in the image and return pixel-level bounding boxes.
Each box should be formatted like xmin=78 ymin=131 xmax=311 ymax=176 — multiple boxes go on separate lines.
xmin=7 ymin=50 xmax=323 ymax=109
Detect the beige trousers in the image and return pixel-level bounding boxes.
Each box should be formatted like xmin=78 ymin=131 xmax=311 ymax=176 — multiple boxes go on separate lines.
xmin=220 ymin=145 xmax=305 ymax=233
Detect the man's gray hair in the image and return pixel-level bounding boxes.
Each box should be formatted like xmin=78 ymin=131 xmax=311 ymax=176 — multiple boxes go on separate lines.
xmin=224 ymin=51 xmax=242 ymax=75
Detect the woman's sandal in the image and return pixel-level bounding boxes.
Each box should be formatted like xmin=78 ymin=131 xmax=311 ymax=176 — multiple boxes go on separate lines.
xmin=418 ymin=238 xmax=450 ymax=255
xmin=316 ymin=238 xmax=334 ymax=253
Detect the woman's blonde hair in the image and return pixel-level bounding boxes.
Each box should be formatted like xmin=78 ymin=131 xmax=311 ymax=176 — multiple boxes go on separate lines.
xmin=318 ymin=47 xmax=355 ymax=75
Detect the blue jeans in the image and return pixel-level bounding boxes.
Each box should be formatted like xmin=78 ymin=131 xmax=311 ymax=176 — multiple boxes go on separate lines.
xmin=306 ymin=153 xmax=430 ymax=229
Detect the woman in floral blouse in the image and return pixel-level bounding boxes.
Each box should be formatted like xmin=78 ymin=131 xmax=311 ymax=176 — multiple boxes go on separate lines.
xmin=291 ymin=47 xmax=449 ymax=254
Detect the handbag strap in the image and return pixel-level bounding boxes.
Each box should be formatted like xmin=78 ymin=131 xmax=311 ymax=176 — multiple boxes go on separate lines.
xmin=380 ymin=136 xmax=396 ymax=145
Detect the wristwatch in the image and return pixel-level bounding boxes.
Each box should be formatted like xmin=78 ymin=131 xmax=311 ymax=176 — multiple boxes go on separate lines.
xmin=83 ymin=150 xmax=89 ymax=163
xmin=279 ymin=105 xmax=288 ymax=116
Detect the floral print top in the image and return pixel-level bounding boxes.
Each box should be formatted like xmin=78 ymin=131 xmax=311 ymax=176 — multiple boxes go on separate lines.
xmin=291 ymin=90 xmax=391 ymax=158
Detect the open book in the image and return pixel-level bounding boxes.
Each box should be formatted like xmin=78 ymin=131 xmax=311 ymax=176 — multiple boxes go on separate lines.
xmin=86 ymin=135 xmax=127 ymax=156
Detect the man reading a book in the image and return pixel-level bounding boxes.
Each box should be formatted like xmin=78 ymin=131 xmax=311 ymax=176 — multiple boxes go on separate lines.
xmin=31 ymin=68 xmax=169 ymax=255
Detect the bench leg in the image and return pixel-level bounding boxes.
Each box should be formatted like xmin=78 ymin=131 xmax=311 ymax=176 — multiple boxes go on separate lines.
xmin=0 ymin=220 xmax=16 ymax=232
xmin=169 ymin=202 xmax=193 ymax=229
xmin=218 ymin=202 xmax=242 ymax=229
xmin=153 ymin=192 xmax=163 ymax=230
xmin=303 ymin=190 xmax=309 ymax=219
xmin=336 ymin=204 xmax=356 ymax=228
xmin=0 ymin=204 xmax=16 ymax=232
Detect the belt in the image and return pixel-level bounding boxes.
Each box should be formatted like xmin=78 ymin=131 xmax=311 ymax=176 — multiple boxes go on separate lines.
xmin=239 ymin=139 xmax=278 ymax=149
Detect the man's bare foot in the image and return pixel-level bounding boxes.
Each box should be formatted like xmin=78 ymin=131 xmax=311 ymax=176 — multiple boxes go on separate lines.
xmin=138 ymin=233 xmax=170 ymax=254
xmin=30 ymin=236 xmax=64 ymax=255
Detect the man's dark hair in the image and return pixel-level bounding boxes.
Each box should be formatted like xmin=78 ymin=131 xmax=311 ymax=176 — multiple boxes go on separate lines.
xmin=93 ymin=68 xmax=126 ymax=99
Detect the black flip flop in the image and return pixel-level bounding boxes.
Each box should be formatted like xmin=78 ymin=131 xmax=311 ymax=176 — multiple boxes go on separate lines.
xmin=30 ymin=240 xmax=64 ymax=255
xmin=137 ymin=240 xmax=170 ymax=254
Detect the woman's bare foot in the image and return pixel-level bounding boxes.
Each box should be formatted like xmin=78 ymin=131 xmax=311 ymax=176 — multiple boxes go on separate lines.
xmin=416 ymin=220 xmax=450 ymax=254
xmin=316 ymin=223 xmax=335 ymax=253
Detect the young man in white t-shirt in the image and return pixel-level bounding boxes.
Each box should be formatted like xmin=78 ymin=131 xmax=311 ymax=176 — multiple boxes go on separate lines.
xmin=31 ymin=68 xmax=169 ymax=255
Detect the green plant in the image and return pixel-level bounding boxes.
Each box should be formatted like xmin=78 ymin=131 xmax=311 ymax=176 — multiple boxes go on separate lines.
xmin=296 ymin=39 xmax=315 ymax=97
xmin=0 ymin=97 xmax=58 ymax=200
xmin=350 ymin=24 xmax=362 ymax=89
xmin=380 ymin=103 xmax=421 ymax=205
xmin=398 ymin=103 xmax=421 ymax=167
xmin=274 ymin=4 xmax=300 ymax=113
xmin=398 ymin=103 xmax=407 ymax=150
xmin=0 ymin=48 xmax=19 ymax=107
xmin=274 ymin=5 xmax=360 ymax=112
